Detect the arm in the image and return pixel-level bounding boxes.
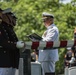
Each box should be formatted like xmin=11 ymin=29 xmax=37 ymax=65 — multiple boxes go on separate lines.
xmin=42 ymin=28 xmax=59 ymax=42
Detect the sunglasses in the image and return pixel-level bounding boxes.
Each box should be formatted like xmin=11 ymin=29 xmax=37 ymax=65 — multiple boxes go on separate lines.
xmin=43 ymin=19 xmax=47 ymax=22
xmin=43 ymin=17 xmax=50 ymax=22
xmin=43 ymin=18 xmax=52 ymax=22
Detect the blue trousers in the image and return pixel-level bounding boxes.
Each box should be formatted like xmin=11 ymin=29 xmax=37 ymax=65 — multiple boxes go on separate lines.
xmin=0 ymin=67 xmax=16 ymax=75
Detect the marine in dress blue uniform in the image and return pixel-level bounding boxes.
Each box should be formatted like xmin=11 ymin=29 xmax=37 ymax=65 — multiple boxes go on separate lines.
xmin=0 ymin=8 xmax=20 ymax=75
xmin=38 ymin=12 xmax=59 ymax=75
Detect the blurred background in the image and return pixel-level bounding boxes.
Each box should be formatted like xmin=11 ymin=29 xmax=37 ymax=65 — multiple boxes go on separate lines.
xmin=0 ymin=0 xmax=76 ymax=74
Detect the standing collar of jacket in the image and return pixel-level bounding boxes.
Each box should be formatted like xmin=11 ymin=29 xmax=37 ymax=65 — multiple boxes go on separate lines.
xmin=47 ymin=23 xmax=55 ymax=29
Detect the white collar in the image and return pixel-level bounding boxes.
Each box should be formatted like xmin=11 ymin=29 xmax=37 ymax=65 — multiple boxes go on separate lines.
xmin=47 ymin=23 xmax=55 ymax=29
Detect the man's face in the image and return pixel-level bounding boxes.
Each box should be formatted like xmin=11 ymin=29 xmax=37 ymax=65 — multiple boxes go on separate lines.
xmin=42 ymin=17 xmax=53 ymax=27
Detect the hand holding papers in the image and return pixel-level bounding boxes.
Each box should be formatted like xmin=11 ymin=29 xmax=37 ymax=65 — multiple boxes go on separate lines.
xmin=26 ymin=33 xmax=42 ymax=41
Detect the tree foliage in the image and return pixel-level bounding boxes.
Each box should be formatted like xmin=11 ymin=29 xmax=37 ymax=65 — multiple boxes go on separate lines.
xmin=0 ymin=0 xmax=76 ymax=74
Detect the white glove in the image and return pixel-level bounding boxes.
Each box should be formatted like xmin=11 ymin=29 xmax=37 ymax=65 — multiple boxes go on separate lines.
xmin=69 ymin=57 xmax=75 ymax=64
xmin=35 ymin=61 xmax=40 ymax=63
xmin=16 ymin=41 xmax=25 ymax=49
